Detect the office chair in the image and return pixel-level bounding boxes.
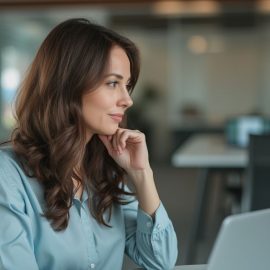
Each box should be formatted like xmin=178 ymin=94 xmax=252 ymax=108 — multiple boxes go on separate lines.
xmin=242 ymin=133 xmax=270 ymax=212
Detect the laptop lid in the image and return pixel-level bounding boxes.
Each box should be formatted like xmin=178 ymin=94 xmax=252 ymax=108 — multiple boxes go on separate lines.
xmin=208 ymin=209 xmax=270 ymax=270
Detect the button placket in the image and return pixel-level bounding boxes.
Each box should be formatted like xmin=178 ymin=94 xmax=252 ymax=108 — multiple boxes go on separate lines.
xmin=81 ymin=205 xmax=98 ymax=269
xmin=146 ymin=221 xmax=152 ymax=228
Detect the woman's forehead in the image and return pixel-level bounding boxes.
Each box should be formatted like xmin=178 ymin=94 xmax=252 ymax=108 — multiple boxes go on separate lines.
xmin=105 ymin=46 xmax=131 ymax=80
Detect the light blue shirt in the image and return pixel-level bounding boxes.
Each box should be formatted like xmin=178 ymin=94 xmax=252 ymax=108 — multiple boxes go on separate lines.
xmin=0 ymin=147 xmax=178 ymax=270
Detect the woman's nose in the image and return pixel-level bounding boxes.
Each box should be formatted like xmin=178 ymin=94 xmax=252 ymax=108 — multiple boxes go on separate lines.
xmin=117 ymin=90 xmax=133 ymax=108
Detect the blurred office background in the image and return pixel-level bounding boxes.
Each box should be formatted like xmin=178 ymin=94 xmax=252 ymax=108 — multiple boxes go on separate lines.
xmin=1 ymin=0 xmax=270 ymax=268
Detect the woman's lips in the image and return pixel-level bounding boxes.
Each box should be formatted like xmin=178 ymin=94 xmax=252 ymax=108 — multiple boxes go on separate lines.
xmin=109 ymin=114 xmax=123 ymax=123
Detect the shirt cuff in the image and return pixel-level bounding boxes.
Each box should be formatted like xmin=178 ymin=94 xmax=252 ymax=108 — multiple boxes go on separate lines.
xmin=137 ymin=202 xmax=171 ymax=234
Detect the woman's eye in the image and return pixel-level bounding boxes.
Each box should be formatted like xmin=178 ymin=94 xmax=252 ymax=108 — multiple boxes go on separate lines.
xmin=107 ymin=81 xmax=118 ymax=88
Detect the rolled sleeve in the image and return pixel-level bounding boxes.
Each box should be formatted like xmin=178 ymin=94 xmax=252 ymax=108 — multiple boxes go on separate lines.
xmin=124 ymin=199 xmax=178 ymax=270
xmin=137 ymin=202 xmax=171 ymax=234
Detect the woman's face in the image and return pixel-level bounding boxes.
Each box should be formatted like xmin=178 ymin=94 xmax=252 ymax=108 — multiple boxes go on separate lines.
xmin=82 ymin=46 xmax=133 ymax=140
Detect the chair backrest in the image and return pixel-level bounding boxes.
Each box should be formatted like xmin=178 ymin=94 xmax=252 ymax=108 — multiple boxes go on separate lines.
xmin=242 ymin=133 xmax=270 ymax=212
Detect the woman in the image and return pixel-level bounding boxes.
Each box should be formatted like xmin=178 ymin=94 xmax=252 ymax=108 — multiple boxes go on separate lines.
xmin=0 ymin=18 xmax=178 ymax=270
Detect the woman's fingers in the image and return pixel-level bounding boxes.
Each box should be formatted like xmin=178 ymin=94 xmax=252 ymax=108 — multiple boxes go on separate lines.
xmin=99 ymin=128 xmax=145 ymax=156
xmin=119 ymin=130 xmax=127 ymax=149
xmin=114 ymin=129 xmax=122 ymax=153
xmin=117 ymin=129 xmax=143 ymax=150
xmin=113 ymin=129 xmax=129 ymax=154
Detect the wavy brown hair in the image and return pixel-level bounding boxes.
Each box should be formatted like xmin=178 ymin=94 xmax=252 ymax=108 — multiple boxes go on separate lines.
xmin=10 ymin=18 xmax=140 ymax=231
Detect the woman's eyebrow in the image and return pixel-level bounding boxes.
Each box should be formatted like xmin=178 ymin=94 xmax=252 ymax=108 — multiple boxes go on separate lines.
xmin=104 ymin=73 xmax=130 ymax=81
xmin=104 ymin=73 xmax=123 ymax=79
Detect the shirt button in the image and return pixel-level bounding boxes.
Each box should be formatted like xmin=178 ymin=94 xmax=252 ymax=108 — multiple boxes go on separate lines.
xmin=157 ymin=224 xmax=162 ymax=230
xmin=146 ymin=222 xmax=152 ymax=228
xmin=90 ymin=263 xmax=95 ymax=269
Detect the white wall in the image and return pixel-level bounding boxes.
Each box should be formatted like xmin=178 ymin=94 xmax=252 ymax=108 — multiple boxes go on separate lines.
xmin=167 ymin=23 xmax=269 ymax=126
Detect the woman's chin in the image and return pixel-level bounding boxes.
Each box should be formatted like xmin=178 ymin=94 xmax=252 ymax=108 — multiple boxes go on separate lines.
xmin=99 ymin=126 xmax=119 ymax=136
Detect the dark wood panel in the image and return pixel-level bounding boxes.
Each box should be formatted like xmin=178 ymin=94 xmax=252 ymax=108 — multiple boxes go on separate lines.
xmin=0 ymin=0 xmax=156 ymax=6
xmin=0 ymin=0 xmax=258 ymax=7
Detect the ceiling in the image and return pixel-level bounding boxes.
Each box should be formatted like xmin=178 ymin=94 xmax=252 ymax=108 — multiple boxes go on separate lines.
xmin=0 ymin=0 xmax=268 ymax=29
xmin=0 ymin=0 xmax=259 ymax=7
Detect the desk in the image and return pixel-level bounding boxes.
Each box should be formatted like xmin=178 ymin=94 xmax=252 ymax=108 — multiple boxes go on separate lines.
xmin=172 ymin=134 xmax=247 ymax=168
xmin=172 ymin=134 xmax=247 ymax=264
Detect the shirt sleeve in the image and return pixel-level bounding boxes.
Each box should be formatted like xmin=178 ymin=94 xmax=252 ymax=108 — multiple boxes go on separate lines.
xmin=0 ymin=153 xmax=39 ymax=270
xmin=123 ymin=196 xmax=178 ymax=270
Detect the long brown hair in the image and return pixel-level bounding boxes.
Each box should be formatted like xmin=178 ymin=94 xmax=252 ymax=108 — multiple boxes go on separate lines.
xmin=10 ymin=18 xmax=140 ymax=231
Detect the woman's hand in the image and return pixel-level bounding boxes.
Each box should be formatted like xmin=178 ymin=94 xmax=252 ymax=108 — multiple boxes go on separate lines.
xmin=99 ymin=128 xmax=160 ymax=216
xmin=98 ymin=128 xmax=150 ymax=175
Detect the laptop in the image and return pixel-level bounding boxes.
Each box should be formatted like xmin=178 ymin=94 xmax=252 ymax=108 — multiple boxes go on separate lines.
xmin=207 ymin=208 xmax=270 ymax=270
